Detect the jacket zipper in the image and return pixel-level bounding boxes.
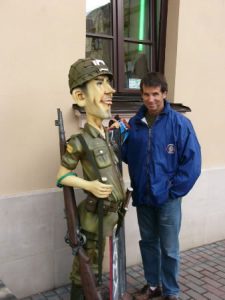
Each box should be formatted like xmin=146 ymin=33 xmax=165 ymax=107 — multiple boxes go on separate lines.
xmin=146 ymin=127 xmax=152 ymax=199
xmin=145 ymin=116 xmax=158 ymax=201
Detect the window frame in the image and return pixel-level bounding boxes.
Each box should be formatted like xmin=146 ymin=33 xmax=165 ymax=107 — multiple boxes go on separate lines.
xmin=86 ymin=0 xmax=168 ymax=100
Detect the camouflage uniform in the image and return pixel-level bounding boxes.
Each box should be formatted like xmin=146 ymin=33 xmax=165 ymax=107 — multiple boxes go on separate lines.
xmin=61 ymin=122 xmax=125 ymax=285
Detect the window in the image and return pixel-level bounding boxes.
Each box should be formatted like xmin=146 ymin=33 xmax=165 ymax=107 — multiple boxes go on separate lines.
xmin=86 ymin=0 xmax=168 ymax=99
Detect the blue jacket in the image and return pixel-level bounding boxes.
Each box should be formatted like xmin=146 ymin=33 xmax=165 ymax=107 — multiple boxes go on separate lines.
xmin=122 ymin=101 xmax=201 ymax=206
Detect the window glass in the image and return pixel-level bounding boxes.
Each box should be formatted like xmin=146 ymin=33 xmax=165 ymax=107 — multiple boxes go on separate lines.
xmin=85 ymin=0 xmax=167 ymax=95
xmin=124 ymin=42 xmax=151 ymax=89
xmin=86 ymin=37 xmax=113 ymax=70
xmin=124 ymin=0 xmax=150 ymax=40
xmin=86 ymin=0 xmax=112 ymax=35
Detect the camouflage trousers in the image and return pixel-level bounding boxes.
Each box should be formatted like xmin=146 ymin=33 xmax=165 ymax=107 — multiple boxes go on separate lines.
xmin=70 ymin=230 xmax=106 ymax=285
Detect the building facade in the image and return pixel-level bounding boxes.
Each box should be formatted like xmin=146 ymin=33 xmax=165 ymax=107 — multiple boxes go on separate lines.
xmin=1 ymin=0 xmax=225 ymax=298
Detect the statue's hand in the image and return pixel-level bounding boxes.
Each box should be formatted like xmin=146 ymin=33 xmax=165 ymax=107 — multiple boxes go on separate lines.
xmin=87 ymin=180 xmax=113 ymax=198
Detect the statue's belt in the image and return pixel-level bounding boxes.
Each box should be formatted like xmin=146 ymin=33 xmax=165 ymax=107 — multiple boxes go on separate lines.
xmin=85 ymin=194 xmax=121 ymax=214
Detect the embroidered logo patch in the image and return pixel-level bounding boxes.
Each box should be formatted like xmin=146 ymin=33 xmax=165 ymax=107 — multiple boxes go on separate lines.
xmin=166 ymin=144 xmax=176 ymax=154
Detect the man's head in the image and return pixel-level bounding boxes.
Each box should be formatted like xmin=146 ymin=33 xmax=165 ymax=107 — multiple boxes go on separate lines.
xmin=68 ymin=58 xmax=115 ymax=120
xmin=140 ymin=72 xmax=168 ymax=115
xmin=140 ymin=72 xmax=168 ymax=94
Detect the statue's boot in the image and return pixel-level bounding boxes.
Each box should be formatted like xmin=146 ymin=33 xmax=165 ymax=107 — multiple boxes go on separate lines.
xmin=70 ymin=283 xmax=85 ymax=300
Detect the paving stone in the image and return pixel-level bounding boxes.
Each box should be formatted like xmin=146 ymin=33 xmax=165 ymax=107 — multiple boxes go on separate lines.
xmin=218 ymin=277 xmax=225 ymax=285
xmin=31 ymin=294 xmax=46 ymax=300
xmin=204 ymin=292 xmax=225 ymax=300
xmin=205 ymin=260 xmax=217 ymax=267
xmin=185 ymin=289 xmax=208 ymax=300
xmin=201 ymin=284 xmax=225 ymax=298
xmin=201 ymin=270 xmax=221 ymax=280
xmin=42 ymin=291 xmax=56 ymax=298
xmin=184 ymin=281 xmax=207 ymax=294
xmin=201 ymin=277 xmax=223 ymax=288
xmin=178 ymin=291 xmax=190 ymax=300
xmin=202 ymin=264 xmax=219 ymax=273
xmin=47 ymin=297 xmax=60 ymax=300
xmin=54 ymin=287 xmax=68 ymax=296
xmin=186 ymin=268 xmax=204 ymax=279
xmin=59 ymin=294 xmax=69 ymax=300
xmin=185 ymin=274 xmax=205 ymax=286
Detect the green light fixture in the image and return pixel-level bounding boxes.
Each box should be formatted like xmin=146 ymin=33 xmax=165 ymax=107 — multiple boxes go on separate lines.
xmin=138 ymin=0 xmax=145 ymax=52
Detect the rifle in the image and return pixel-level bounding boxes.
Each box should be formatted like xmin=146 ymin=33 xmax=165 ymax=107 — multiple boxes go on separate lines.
xmin=55 ymin=108 xmax=102 ymax=300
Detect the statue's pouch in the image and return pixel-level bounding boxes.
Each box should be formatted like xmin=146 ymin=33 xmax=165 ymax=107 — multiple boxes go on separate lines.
xmin=85 ymin=195 xmax=98 ymax=213
xmin=85 ymin=194 xmax=119 ymax=215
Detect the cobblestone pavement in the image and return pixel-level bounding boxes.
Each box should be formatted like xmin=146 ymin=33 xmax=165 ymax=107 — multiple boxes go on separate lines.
xmin=20 ymin=240 xmax=225 ymax=300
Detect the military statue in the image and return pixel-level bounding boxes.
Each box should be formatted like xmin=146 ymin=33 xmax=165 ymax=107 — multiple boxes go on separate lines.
xmin=56 ymin=58 xmax=132 ymax=300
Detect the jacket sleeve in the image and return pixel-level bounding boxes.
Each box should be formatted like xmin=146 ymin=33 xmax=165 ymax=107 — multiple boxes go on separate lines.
xmin=121 ymin=120 xmax=132 ymax=164
xmin=121 ymin=135 xmax=128 ymax=164
xmin=169 ymin=121 xmax=201 ymax=199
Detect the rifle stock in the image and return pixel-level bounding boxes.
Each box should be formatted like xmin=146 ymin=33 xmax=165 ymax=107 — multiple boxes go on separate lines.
xmin=55 ymin=108 xmax=102 ymax=300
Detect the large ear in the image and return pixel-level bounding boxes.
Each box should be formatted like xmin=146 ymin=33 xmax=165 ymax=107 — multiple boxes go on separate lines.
xmin=163 ymin=90 xmax=168 ymax=99
xmin=71 ymin=88 xmax=86 ymax=107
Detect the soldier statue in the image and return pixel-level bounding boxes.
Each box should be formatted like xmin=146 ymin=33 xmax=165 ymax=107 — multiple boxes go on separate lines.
xmin=56 ymin=58 xmax=130 ymax=300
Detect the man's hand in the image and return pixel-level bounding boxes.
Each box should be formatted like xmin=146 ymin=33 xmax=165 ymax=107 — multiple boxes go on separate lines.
xmin=86 ymin=180 xmax=113 ymax=198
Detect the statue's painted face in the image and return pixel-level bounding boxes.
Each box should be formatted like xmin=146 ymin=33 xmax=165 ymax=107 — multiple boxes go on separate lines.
xmin=85 ymin=75 xmax=115 ymax=120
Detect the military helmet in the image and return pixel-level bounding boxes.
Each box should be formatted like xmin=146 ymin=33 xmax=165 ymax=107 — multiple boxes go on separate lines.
xmin=68 ymin=58 xmax=113 ymax=93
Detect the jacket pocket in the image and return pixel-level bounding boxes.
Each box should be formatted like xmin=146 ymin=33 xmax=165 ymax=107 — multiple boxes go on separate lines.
xmin=93 ymin=146 xmax=111 ymax=168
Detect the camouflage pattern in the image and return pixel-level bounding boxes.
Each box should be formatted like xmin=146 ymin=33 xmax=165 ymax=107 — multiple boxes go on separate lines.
xmin=70 ymin=233 xmax=106 ymax=285
xmin=61 ymin=123 xmax=125 ymax=285
xmin=68 ymin=58 xmax=113 ymax=93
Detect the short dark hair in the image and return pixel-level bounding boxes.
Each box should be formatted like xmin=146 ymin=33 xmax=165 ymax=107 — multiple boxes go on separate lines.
xmin=140 ymin=72 xmax=168 ymax=93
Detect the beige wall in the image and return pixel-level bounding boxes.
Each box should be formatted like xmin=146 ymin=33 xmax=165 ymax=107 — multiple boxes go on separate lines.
xmin=166 ymin=0 xmax=225 ymax=168
xmin=0 ymin=0 xmax=86 ymax=195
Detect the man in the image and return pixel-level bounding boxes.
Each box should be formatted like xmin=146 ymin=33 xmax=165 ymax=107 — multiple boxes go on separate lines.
xmin=56 ymin=58 xmax=126 ymax=300
xmin=122 ymin=72 xmax=201 ymax=300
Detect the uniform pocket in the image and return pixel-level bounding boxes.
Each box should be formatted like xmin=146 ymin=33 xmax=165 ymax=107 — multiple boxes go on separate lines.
xmin=93 ymin=146 xmax=111 ymax=168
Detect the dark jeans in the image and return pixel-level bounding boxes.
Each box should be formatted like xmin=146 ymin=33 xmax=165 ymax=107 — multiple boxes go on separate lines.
xmin=136 ymin=198 xmax=182 ymax=296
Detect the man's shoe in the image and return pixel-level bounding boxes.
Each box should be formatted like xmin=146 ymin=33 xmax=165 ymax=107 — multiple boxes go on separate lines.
xmin=134 ymin=284 xmax=161 ymax=300
xmin=163 ymin=296 xmax=178 ymax=300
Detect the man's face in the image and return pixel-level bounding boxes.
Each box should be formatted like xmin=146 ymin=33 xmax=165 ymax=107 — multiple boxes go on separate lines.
xmin=141 ymin=85 xmax=167 ymax=115
xmin=84 ymin=75 xmax=115 ymax=119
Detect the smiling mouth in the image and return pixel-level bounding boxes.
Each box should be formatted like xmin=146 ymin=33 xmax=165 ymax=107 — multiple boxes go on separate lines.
xmin=101 ymin=98 xmax=112 ymax=106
